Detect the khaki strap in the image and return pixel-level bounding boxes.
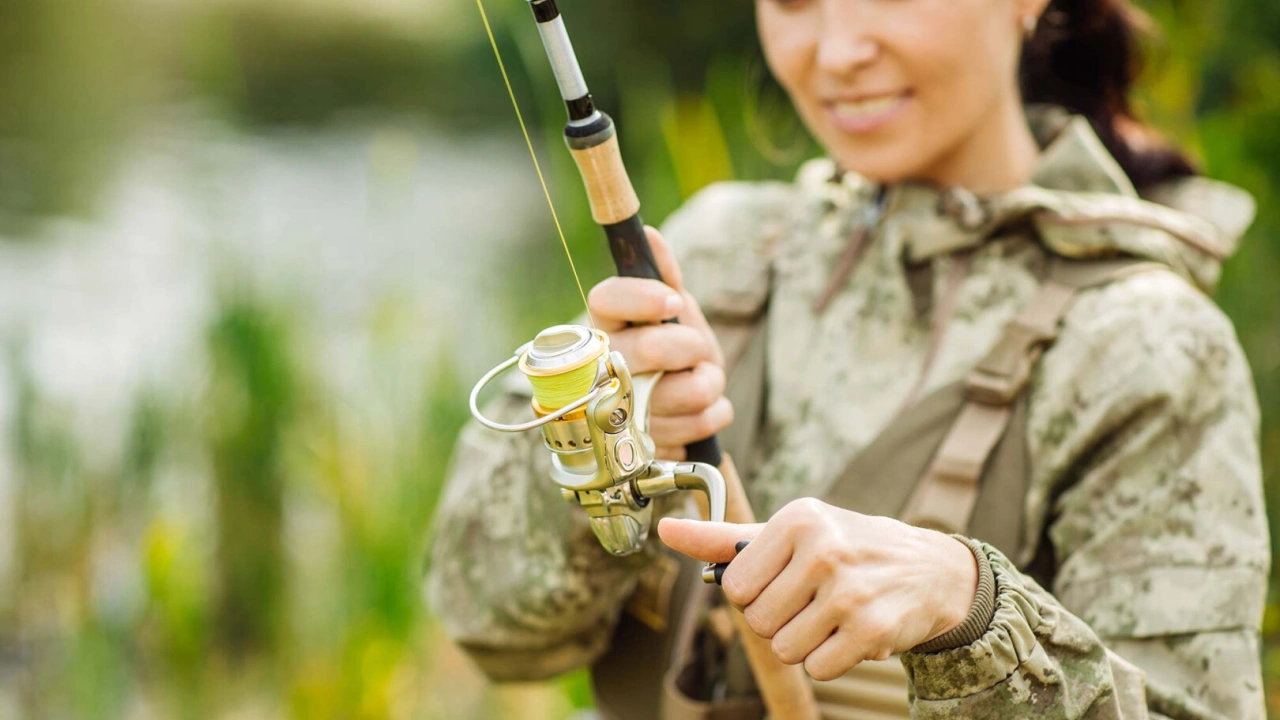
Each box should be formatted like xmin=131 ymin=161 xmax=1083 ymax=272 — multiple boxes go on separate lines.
xmin=995 ymin=186 xmax=1228 ymax=260
xmin=895 ymin=252 xmax=972 ymax=418
xmin=899 ymin=403 xmax=1014 ymax=533
xmin=814 ymin=225 xmax=873 ymax=314
xmin=901 ymin=259 xmax=1165 ymax=533
xmin=717 ymin=317 xmax=770 ymax=479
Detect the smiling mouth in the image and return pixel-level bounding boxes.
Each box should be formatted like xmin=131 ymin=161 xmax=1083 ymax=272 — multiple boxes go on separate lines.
xmin=825 ymin=91 xmax=913 ymax=132
xmin=830 ymin=92 xmax=911 ymax=119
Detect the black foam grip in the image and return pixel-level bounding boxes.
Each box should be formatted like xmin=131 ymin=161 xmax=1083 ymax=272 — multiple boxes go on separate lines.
xmin=604 ymin=214 xmax=723 ymax=467
xmin=684 ymin=436 xmax=723 ymax=467
xmin=604 ymin=214 xmax=662 ymax=281
xmin=710 ymin=540 xmax=752 ymax=586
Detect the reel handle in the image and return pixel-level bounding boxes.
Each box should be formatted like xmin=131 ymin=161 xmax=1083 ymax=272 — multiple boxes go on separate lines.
xmin=703 ymin=540 xmax=751 ymax=585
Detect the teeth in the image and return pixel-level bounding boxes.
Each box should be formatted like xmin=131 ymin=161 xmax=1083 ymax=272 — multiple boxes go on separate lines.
xmin=833 ymin=95 xmax=904 ymax=119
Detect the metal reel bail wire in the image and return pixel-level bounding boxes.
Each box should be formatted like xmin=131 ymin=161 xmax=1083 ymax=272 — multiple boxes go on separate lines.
xmin=468 ymin=324 xmax=727 ymax=558
xmin=469 ymin=325 xmax=614 ymax=434
xmin=468 ymin=352 xmax=611 ymax=434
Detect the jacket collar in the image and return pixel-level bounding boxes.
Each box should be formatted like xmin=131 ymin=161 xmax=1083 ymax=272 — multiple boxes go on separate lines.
xmin=796 ymin=104 xmax=1254 ymax=291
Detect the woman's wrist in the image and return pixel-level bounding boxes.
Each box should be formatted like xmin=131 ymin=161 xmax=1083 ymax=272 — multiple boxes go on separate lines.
xmin=912 ymin=535 xmax=996 ymax=654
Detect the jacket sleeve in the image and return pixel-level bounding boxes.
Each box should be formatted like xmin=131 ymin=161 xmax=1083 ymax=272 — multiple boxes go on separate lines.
xmin=900 ymin=269 xmax=1269 ymax=719
xmin=425 ymin=181 xmax=791 ymax=681
xmin=425 ymin=391 xmax=660 ymax=681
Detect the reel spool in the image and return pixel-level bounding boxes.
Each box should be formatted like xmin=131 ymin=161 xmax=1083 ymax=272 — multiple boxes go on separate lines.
xmin=471 ymin=324 xmax=726 ymax=558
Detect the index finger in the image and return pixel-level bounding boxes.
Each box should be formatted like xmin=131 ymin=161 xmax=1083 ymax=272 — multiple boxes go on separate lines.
xmin=657 ymin=518 xmax=763 ymax=563
xmin=657 ymin=517 xmax=794 ymax=607
xmin=588 ymin=276 xmax=685 ymax=331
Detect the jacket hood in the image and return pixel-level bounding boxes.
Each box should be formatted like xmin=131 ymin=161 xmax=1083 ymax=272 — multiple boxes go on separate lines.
xmin=1024 ymin=104 xmax=1255 ymax=292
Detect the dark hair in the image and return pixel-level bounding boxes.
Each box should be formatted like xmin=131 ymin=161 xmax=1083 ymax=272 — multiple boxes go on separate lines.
xmin=1019 ymin=0 xmax=1198 ymax=192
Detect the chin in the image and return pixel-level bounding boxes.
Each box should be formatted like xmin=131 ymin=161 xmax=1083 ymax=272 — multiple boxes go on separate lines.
xmin=822 ymin=133 xmax=923 ymax=184
xmin=833 ymin=152 xmax=919 ymax=185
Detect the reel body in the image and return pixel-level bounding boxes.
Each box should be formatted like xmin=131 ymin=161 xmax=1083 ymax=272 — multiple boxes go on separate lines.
xmin=471 ymin=325 xmax=726 ymax=557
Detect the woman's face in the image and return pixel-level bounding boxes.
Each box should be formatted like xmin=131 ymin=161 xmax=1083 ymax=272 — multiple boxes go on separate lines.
xmin=757 ymin=0 xmax=1038 ymax=184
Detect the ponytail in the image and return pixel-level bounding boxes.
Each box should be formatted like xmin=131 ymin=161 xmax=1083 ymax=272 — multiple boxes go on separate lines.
xmin=1019 ymin=0 xmax=1198 ymax=192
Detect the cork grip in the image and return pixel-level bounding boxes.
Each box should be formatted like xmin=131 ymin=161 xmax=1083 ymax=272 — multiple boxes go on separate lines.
xmin=568 ymin=134 xmax=641 ymax=226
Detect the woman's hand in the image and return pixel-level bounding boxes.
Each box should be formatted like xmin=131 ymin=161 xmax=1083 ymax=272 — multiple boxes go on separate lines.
xmin=657 ymin=499 xmax=979 ymax=680
xmin=588 ymin=226 xmax=731 ymax=460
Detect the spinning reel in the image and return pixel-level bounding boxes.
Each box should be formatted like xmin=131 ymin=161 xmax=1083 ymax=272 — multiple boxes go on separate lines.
xmin=470 ymin=325 xmax=727 ymax=559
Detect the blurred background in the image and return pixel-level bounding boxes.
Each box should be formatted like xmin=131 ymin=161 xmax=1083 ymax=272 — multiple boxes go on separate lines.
xmin=0 ymin=0 xmax=1274 ymax=717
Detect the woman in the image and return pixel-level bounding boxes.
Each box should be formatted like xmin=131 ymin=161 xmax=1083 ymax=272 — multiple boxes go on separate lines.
xmin=429 ymin=0 xmax=1267 ymax=718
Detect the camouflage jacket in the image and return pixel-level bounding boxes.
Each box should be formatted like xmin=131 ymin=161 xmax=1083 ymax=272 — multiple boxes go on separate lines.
xmin=427 ymin=105 xmax=1268 ymax=719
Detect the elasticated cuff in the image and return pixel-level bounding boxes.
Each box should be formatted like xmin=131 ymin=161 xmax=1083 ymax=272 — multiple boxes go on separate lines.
xmin=901 ymin=541 xmax=1057 ymax=701
xmin=910 ymin=535 xmax=996 ymax=653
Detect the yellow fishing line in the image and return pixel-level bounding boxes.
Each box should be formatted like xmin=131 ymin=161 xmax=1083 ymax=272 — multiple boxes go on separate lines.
xmin=528 ymin=361 xmax=600 ymax=411
xmin=476 ymin=0 xmax=595 ymax=329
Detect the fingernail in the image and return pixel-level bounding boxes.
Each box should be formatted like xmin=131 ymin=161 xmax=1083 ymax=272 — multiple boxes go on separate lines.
xmin=665 ymin=294 xmax=683 ymax=316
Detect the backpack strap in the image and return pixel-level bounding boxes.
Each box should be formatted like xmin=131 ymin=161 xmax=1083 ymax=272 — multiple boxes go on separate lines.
xmin=900 ymin=258 xmax=1167 ymax=533
xmin=717 ymin=316 xmax=770 ymax=479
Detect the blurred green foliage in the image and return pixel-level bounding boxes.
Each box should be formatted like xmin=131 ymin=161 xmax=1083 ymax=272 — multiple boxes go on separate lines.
xmin=0 ymin=0 xmax=1275 ymax=718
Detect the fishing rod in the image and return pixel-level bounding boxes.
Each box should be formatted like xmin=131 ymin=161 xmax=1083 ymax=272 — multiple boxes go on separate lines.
xmin=469 ymin=2 xmax=819 ymax=716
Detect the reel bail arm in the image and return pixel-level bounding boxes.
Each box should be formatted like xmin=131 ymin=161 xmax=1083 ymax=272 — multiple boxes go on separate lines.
xmin=470 ymin=326 xmax=726 ymax=566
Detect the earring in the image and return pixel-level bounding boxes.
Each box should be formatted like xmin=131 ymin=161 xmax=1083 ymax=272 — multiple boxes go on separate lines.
xmin=1022 ymin=14 xmax=1039 ymax=39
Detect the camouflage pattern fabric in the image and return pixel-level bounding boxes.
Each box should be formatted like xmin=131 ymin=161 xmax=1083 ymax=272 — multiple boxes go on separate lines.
xmin=426 ymin=104 xmax=1267 ymax=719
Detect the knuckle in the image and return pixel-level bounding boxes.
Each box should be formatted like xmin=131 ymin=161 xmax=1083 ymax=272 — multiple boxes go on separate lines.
xmin=781 ymin=497 xmax=825 ymax=528
xmin=633 ymin=331 xmax=666 ymax=368
xmin=704 ymin=362 xmax=727 ymax=392
xmin=859 ymin=615 xmax=895 ymax=650
xmin=718 ymin=397 xmax=735 ymax=426
xmin=832 ymin=575 xmax=869 ymax=607
xmin=806 ymin=550 xmax=840 ymax=579
xmin=694 ymin=398 xmax=732 ymax=437
xmin=743 ymin=604 xmax=773 ymax=638
xmin=675 ymin=326 xmax=708 ymax=365
xmin=771 ymin=636 xmax=801 ymax=665
xmin=586 ymin=279 xmax=613 ymax=309
xmin=687 ymin=371 xmax=718 ymax=410
xmin=721 ymin=574 xmax=750 ymax=607
xmin=804 ymin=656 xmax=842 ymax=682
xmin=693 ymin=408 xmax=718 ymax=438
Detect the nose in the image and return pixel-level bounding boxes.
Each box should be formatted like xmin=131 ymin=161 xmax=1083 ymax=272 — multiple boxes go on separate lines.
xmin=814 ymin=5 xmax=879 ymax=76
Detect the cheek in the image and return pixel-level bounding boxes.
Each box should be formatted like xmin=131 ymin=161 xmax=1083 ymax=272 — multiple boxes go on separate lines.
xmin=852 ymin=6 xmax=1014 ymax=177
xmin=908 ymin=45 xmax=995 ymax=145
xmin=911 ymin=12 xmax=1011 ymax=120
xmin=757 ymin=12 xmax=812 ymax=103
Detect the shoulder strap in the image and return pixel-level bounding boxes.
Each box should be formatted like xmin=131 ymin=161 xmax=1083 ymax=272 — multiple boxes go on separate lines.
xmin=716 ymin=315 xmax=770 ymax=479
xmin=899 ymin=258 xmax=1167 ymax=533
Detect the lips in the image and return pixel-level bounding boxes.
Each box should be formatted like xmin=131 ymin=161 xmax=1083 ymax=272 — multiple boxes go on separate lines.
xmin=825 ymin=91 xmax=913 ymax=133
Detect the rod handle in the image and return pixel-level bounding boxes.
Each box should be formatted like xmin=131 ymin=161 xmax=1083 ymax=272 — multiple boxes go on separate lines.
xmin=568 ymin=121 xmax=724 ymax=467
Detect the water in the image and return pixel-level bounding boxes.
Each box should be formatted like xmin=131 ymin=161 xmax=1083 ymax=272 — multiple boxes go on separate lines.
xmin=0 ymin=106 xmax=543 ymax=596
